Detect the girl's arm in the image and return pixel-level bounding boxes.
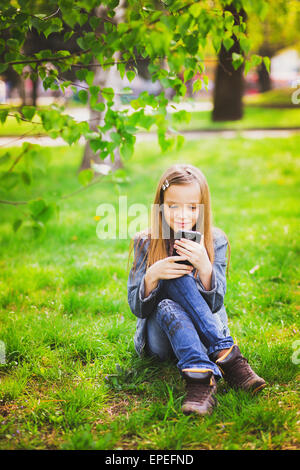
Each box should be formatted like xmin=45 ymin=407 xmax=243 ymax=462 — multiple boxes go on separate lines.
xmin=144 ymin=269 xmax=159 ymax=297
xmin=127 ymin=236 xmax=163 ymax=319
xmin=195 ymin=235 xmax=228 ymax=314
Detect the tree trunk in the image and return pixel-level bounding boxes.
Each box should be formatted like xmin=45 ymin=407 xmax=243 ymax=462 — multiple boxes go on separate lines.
xmin=79 ymin=1 xmax=126 ymax=174
xmin=212 ymin=6 xmax=247 ymax=122
xmin=257 ymin=45 xmax=273 ymax=93
xmin=19 ymin=78 xmax=26 ymax=107
xmin=257 ymin=62 xmax=271 ymax=93
xmin=32 ymin=77 xmax=38 ymax=107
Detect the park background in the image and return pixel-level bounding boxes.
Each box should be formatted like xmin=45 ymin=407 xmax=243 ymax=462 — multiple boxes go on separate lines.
xmin=0 ymin=0 xmax=299 ymax=450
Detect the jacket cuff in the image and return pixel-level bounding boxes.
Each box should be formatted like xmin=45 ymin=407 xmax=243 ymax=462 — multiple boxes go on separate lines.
xmin=139 ymin=273 xmax=162 ymax=303
xmin=196 ymin=267 xmax=217 ymax=294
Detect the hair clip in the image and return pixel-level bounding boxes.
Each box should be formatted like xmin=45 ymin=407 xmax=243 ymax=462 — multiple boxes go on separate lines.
xmin=162 ymin=179 xmax=169 ymax=191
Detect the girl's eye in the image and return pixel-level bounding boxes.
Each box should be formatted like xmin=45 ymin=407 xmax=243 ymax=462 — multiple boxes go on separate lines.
xmin=169 ymin=205 xmax=197 ymax=210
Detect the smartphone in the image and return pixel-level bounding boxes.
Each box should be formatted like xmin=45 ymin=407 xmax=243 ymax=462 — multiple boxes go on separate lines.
xmin=173 ymin=230 xmax=202 ymax=266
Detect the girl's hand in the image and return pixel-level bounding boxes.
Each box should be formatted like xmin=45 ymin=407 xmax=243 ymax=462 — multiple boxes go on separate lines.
xmin=146 ymin=255 xmax=193 ymax=282
xmin=173 ymin=235 xmax=212 ymax=275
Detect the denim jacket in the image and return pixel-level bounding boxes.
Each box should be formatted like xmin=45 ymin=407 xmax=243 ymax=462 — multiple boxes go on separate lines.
xmin=127 ymin=228 xmax=231 ymax=357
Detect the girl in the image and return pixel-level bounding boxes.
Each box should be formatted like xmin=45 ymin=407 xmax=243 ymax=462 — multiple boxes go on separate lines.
xmin=127 ymin=164 xmax=266 ymax=416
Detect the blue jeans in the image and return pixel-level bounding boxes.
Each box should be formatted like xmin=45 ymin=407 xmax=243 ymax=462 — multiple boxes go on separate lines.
xmin=145 ymin=274 xmax=234 ymax=379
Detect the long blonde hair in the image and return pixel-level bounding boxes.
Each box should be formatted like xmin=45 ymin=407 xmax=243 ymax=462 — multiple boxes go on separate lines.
xmin=127 ymin=164 xmax=231 ymax=280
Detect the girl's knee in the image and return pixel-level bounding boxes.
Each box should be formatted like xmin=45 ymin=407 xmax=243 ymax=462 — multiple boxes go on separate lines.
xmin=156 ymin=298 xmax=179 ymax=315
xmin=155 ymin=299 xmax=185 ymax=338
xmin=157 ymin=298 xmax=176 ymax=308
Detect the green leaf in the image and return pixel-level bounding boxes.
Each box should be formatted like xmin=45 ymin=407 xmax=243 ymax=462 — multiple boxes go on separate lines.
xmin=78 ymin=168 xmax=94 ymax=186
xmin=89 ymin=139 xmax=105 ymax=153
xmin=0 ymin=152 xmax=10 ymax=166
xmin=183 ymin=69 xmax=194 ymax=83
xmin=91 ymin=102 xmax=105 ymax=112
xmin=244 ymin=59 xmax=252 ymax=77
xmin=240 ymin=37 xmax=251 ymax=55
xmin=137 ymin=113 xmax=155 ymax=130
xmin=0 ymin=109 xmax=9 ymax=124
xmin=223 ymin=37 xmax=234 ymax=52
xmin=0 ymin=171 xmax=19 ymax=190
xmin=76 ymin=68 xmax=88 ymax=82
xmin=78 ymin=89 xmax=89 ymax=104
xmin=89 ymin=16 xmax=101 ymax=30
xmin=176 ymin=134 xmax=185 ymax=150
xmin=117 ymin=62 xmax=126 ymax=79
xmin=19 ymin=220 xmax=45 ymax=240
xmin=28 ymin=198 xmax=47 ymax=219
xmin=126 ymin=70 xmax=135 ymax=82
xmin=37 ymin=202 xmax=57 ymax=223
xmin=224 ymin=11 xmax=235 ymax=31
xmin=120 ymin=141 xmax=134 ymax=160
xmin=101 ymin=88 xmax=114 ymax=102
xmin=21 ymin=171 xmax=31 ymax=185
xmin=110 ymin=131 xmax=121 ymax=145
xmin=188 ymin=3 xmax=202 ymax=17
xmin=158 ymin=130 xmax=175 ymax=153
xmin=43 ymin=18 xmax=63 ymax=39
xmin=250 ymin=54 xmax=262 ymax=67
xmin=22 ymin=106 xmax=35 ymax=121
xmin=13 ymin=218 xmax=22 ymax=232
xmin=232 ymin=52 xmax=244 ymax=70
xmin=203 ymin=75 xmax=209 ymax=91
xmin=263 ymin=56 xmax=271 ymax=73
xmin=192 ymin=79 xmax=202 ymax=93
xmin=212 ymin=36 xmax=222 ymax=55
xmin=85 ymin=70 xmax=94 ymax=86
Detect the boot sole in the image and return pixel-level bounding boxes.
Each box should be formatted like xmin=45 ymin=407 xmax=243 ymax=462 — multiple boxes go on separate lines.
xmin=182 ymin=406 xmax=214 ymax=416
xmin=182 ymin=397 xmax=218 ymax=416
xmin=251 ymin=382 xmax=267 ymax=395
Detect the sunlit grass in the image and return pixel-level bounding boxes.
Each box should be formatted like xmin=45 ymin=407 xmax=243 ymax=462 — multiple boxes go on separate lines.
xmin=0 ymin=133 xmax=299 ymax=450
xmin=0 ymin=104 xmax=299 ymax=137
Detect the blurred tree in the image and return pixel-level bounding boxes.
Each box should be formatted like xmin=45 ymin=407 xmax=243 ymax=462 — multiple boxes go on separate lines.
xmin=247 ymin=0 xmax=300 ymax=92
xmin=79 ymin=0 xmax=126 ymax=173
xmin=212 ymin=2 xmax=248 ymax=121
xmin=0 ymin=0 xmax=269 ymax=236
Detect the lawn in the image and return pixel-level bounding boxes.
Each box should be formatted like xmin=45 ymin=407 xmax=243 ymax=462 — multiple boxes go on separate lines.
xmin=171 ymin=106 xmax=300 ymax=131
xmin=0 ymin=134 xmax=299 ymax=450
xmin=0 ymin=104 xmax=300 ymax=137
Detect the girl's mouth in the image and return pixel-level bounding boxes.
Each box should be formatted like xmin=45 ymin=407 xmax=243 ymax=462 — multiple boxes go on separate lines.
xmin=176 ymin=222 xmax=190 ymax=228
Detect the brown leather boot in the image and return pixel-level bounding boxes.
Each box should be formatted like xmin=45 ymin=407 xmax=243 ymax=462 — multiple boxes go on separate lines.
xmin=181 ymin=369 xmax=217 ymax=416
xmin=216 ymin=345 xmax=266 ymax=394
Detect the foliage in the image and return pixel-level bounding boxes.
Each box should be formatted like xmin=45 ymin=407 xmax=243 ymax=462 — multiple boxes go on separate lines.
xmin=0 ymin=0 xmax=270 ymax=234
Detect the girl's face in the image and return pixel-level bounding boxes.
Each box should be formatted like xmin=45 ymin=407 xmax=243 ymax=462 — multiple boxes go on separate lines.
xmin=163 ymin=183 xmax=201 ymax=234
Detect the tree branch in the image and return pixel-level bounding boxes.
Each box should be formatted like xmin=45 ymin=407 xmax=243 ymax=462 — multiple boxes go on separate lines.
xmin=0 ymin=173 xmax=106 ymax=206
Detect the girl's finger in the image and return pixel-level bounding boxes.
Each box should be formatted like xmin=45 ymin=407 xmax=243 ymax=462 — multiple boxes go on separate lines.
xmin=168 ymin=266 xmax=193 ymax=274
xmin=174 ymin=246 xmax=191 ymax=256
xmin=169 ymin=255 xmax=188 ymax=261
xmin=168 ymin=271 xmax=193 ymax=279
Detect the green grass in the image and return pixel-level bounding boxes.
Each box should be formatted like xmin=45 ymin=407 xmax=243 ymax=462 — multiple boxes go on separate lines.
xmin=0 ymin=133 xmax=299 ymax=450
xmin=171 ymin=106 xmax=300 ymax=131
xmin=0 ymin=103 xmax=300 ymax=137
xmin=244 ymin=87 xmax=299 ymax=107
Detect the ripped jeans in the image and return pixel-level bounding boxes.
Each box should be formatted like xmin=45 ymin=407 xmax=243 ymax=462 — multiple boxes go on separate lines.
xmin=145 ymin=273 xmax=234 ymax=379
